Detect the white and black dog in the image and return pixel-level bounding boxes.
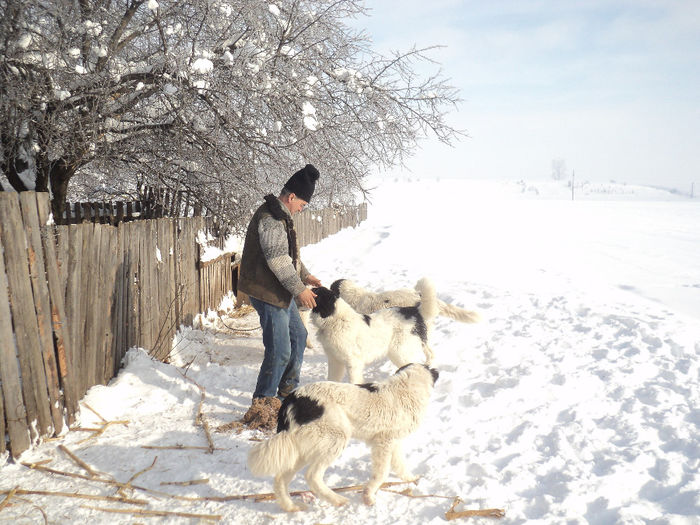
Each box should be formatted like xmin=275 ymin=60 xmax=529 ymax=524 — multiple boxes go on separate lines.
xmin=310 ymin=277 xmax=438 ymax=383
xmin=331 ymin=278 xmax=482 ymax=324
xmin=247 ymin=363 xmax=439 ymax=511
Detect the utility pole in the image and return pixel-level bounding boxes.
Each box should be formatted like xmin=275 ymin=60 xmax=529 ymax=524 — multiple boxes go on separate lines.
xmin=691 ymin=182 xmax=695 ymax=198
xmin=571 ymin=169 xmax=575 ymax=201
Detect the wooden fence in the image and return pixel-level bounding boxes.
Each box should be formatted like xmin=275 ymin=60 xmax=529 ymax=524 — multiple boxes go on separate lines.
xmin=58 ymin=186 xmax=200 ymax=225
xmin=0 ymin=193 xmax=367 ymax=458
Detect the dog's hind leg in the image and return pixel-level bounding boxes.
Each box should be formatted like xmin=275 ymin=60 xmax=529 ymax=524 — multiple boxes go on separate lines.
xmin=390 ymin=441 xmax=418 ymax=482
xmin=327 ymin=357 xmax=346 ymax=382
xmin=304 ymin=431 xmax=350 ymax=506
xmin=422 ymin=343 xmax=435 ymax=365
xmin=363 ymin=438 xmax=395 ymax=505
xmin=274 ymin=461 xmax=306 ymax=512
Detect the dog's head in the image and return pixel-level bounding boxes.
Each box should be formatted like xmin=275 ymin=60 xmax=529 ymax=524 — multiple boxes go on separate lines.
xmin=395 ymin=363 xmax=439 ymax=385
xmin=311 ymin=286 xmax=339 ymax=318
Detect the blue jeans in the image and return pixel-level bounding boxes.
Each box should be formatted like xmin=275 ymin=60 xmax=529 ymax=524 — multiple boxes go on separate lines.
xmin=250 ymin=296 xmax=308 ymax=399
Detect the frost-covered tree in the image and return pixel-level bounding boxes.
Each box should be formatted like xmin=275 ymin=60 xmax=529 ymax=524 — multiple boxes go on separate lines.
xmin=1 ymin=0 xmax=461 ymax=228
xmin=551 ymin=158 xmax=566 ymax=181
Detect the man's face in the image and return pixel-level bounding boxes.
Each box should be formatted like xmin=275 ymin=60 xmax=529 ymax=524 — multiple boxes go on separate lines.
xmin=286 ymin=193 xmax=308 ymax=215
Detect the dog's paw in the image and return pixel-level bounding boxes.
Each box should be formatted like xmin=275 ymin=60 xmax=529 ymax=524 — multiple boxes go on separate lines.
xmin=281 ymin=501 xmax=307 ymax=512
xmin=330 ymin=495 xmax=349 ymax=507
xmin=392 ymin=466 xmax=420 ymax=483
xmin=399 ymin=472 xmax=420 ymax=483
xmin=362 ymin=488 xmax=376 ymax=506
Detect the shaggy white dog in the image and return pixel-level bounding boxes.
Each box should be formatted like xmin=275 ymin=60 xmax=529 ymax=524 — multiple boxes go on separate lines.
xmin=247 ymin=363 xmax=439 ymax=511
xmin=310 ymin=277 xmax=439 ymax=383
xmin=331 ymin=278 xmax=482 ymax=324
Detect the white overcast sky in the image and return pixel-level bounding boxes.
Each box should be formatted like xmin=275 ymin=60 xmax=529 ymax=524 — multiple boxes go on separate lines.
xmin=353 ymin=0 xmax=700 ymax=192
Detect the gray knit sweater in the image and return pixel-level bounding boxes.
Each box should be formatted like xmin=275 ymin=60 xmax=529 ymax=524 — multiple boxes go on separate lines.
xmin=258 ymin=200 xmax=309 ymax=298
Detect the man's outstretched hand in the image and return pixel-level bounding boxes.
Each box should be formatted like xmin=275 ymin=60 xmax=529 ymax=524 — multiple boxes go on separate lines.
xmin=297 ymin=288 xmax=317 ymax=309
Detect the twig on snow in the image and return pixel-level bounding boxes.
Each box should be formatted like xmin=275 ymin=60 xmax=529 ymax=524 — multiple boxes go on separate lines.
xmin=445 ymin=497 xmax=505 ymax=520
xmin=81 ymin=505 xmax=221 ymax=521
xmin=0 ymin=486 xmax=18 ymax=512
xmin=161 ymin=478 xmax=210 ymax=486
xmin=0 ymin=488 xmax=147 ymax=506
xmin=216 ymin=479 xmax=416 ymax=502
xmin=115 ymin=456 xmax=158 ymax=498
xmin=178 ymin=371 xmax=215 ymax=453
xmin=57 ymin=445 xmax=103 ymax=479
xmin=141 ymin=444 xmax=222 ymax=451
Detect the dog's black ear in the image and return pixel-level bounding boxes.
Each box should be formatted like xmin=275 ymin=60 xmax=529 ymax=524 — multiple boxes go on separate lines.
xmin=311 ymin=287 xmax=338 ymax=318
xmin=427 ymin=366 xmax=439 ymax=384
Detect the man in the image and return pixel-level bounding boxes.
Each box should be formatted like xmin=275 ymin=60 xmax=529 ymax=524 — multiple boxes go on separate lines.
xmin=238 ymin=164 xmax=322 ymax=416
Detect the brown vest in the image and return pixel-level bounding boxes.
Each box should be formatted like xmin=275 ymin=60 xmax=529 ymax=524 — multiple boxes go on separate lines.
xmin=238 ymin=195 xmax=300 ymax=308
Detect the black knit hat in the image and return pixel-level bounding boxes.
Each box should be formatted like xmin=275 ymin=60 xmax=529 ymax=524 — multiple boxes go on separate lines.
xmin=284 ymin=164 xmax=319 ymax=202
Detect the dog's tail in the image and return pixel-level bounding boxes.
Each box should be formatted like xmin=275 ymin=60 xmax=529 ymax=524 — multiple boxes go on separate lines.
xmin=247 ymin=431 xmax=298 ymax=477
xmin=437 ymin=300 xmax=482 ymax=323
xmin=415 ymin=277 xmax=439 ymax=322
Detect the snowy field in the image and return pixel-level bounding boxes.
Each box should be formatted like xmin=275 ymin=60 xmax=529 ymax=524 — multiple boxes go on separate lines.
xmin=1 ymin=177 xmax=699 ymax=524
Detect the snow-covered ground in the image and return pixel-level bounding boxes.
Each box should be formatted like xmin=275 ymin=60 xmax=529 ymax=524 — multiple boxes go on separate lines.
xmin=2 ymin=178 xmax=699 ymax=524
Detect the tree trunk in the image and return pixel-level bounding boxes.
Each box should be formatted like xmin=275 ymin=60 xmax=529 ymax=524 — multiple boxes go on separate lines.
xmin=49 ymin=159 xmax=73 ymax=222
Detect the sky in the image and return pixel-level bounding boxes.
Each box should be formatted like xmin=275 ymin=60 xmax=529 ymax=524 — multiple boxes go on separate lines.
xmin=352 ymin=0 xmax=700 ymax=193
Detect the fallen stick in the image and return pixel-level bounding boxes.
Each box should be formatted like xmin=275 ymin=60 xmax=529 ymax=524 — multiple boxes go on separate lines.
xmin=0 ymin=486 xmax=18 ymax=512
xmin=382 ymin=487 xmax=453 ymax=499
xmin=179 ymin=371 xmax=215 ymax=454
xmin=83 ymin=402 xmax=107 ymax=423
xmin=21 ymin=462 xmax=202 ymax=502
xmin=31 ymin=503 xmax=49 ymax=525
xmin=214 ymin=479 xmax=416 ymax=502
xmin=71 ymin=420 xmax=130 ymax=445
xmin=71 ymin=422 xmax=130 ymax=433
xmin=0 ymin=488 xmax=147 ymax=506
xmin=4 ymin=495 xmax=49 ymax=525
xmin=445 ymin=497 xmax=505 ymax=520
xmin=141 ymin=445 xmax=222 ymax=451
xmin=116 ymin=456 xmax=158 ymax=498
xmin=199 ymin=416 xmax=215 ymax=454
xmin=20 ymin=462 xmax=416 ymax=505
xmin=58 ymin=445 xmax=102 ymax=478
xmin=23 ymin=459 xmax=52 ymax=468
xmin=22 ymin=462 xmax=102 ymax=483
xmin=81 ymin=505 xmax=221 ymax=521
xmin=161 ymin=479 xmax=210 ymax=486
xmin=73 ymin=403 xmax=129 ymax=444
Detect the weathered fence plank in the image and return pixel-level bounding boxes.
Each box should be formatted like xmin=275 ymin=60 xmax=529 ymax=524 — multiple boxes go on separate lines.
xmin=0 ymin=193 xmax=53 ymax=440
xmin=19 ymin=192 xmax=64 ymax=435
xmin=0 ymin=236 xmax=31 ymax=457
xmin=101 ymin=226 xmax=119 ymax=384
xmin=61 ymin=225 xmax=84 ymax=398
xmin=82 ymin=224 xmax=101 ymax=389
xmin=143 ymin=220 xmax=156 ymax=352
xmin=152 ymin=219 xmax=175 ymax=361
xmin=177 ymin=218 xmax=200 ymax=326
xmin=0 ymin=378 xmax=4 ymax=455
xmin=111 ymin=226 xmax=126 ymax=379
xmin=36 ymin=194 xmax=78 ymax=424
xmin=127 ymin=221 xmax=141 ymax=352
